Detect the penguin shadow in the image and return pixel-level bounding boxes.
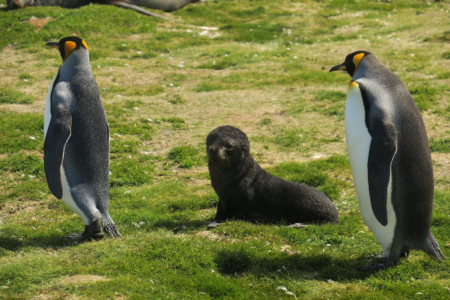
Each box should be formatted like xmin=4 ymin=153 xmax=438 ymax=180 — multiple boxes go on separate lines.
xmin=213 ymin=248 xmax=384 ymax=281
xmin=0 ymin=232 xmax=85 ymax=252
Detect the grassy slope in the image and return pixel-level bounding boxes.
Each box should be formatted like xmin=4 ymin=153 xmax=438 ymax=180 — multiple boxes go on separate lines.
xmin=1 ymin=0 xmax=450 ymax=298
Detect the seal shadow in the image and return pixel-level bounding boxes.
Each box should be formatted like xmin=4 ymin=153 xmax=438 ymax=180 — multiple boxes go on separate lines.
xmin=213 ymin=248 xmax=385 ymax=281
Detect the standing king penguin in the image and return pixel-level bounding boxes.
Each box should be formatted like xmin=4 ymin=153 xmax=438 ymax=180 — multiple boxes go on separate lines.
xmin=330 ymin=51 xmax=445 ymax=270
xmin=45 ymin=37 xmax=121 ymax=241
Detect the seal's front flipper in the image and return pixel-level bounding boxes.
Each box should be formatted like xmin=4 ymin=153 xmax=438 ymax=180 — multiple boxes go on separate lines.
xmin=108 ymin=0 xmax=172 ymax=20
xmin=44 ymin=105 xmax=72 ymax=199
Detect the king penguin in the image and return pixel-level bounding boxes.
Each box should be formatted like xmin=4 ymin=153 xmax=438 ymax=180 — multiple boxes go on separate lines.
xmin=44 ymin=37 xmax=121 ymax=241
xmin=330 ymin=51 xmax=445 ymax=270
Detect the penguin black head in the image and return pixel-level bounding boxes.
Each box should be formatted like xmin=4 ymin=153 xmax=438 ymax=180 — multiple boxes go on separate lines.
xmin=329 ymin=50 xmax=372 ymax=77
xmin=46 ymin=37 xmax=89 ymax=62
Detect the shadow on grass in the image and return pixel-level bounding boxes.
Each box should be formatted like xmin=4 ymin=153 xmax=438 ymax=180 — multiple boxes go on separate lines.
xmin=0 ymin=232 xmax=86 ymax=252
xmin=152 ymin=218 xmax=211 ymax=233
xmin=214 ymin=247 xmax=385 ymax=281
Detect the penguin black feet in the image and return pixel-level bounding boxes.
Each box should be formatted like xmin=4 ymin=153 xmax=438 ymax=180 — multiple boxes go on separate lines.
xmin=103 ymin=223 xmax=122 ymax=238
xmin=67 ymin=219 xmax=104 ymax=242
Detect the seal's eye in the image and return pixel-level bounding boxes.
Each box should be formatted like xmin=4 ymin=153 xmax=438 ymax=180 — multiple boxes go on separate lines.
xmin=224 ymin=143 xmax=234 ymax=150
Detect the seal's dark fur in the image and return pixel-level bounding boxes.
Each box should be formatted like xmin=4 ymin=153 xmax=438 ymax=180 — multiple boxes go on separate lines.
xmin=207 ymin=126 xmax=339 ymax=224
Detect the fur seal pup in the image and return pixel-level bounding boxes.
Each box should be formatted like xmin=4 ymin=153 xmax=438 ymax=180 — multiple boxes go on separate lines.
xmin=330 ymin=50 xmax=445 ymax=270
xmin=206 ymin=126 xmax=339 ymax=226
xmin=7 ymin=0 xmax=202 ymax=19
xmin=45 ymin=37 xmax=121 ymax=241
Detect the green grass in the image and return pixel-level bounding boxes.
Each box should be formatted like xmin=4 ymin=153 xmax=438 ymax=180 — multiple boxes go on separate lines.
xmin=430 ymin=138 xmax=450 ymax=153
xmin=267 ymin=155 xmax=351 ymax=201
xmin=0 ymin=87 xmax=35 ymax=104
xmin=168 ymin=146 xmax=206 ymax=168
xmin=1 ymin=0 xmax=450 ymax=298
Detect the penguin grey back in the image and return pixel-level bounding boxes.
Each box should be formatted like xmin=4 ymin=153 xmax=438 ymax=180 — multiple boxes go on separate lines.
xmin=355 ymin=54 xmax=434 ymax=239
xmin=53 ymin=45 xmax=110 ymax=209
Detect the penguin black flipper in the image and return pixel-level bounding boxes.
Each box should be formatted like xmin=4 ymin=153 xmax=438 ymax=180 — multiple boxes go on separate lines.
xmin=44 ymin=105 xmax=72 ymax=199
xmin=360 ymin=83 xmax=397 ymax=227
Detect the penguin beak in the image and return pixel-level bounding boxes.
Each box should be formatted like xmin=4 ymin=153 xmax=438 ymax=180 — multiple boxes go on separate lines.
xmin=329 ymin=62 xmax=346 ymax=72
xmin=46 ymin=42 xmax=59 ymax=50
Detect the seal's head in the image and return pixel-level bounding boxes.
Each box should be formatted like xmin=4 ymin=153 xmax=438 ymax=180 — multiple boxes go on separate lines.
xmin=206 ymin=126 xmax=250 ymax=169
xmin=7 ymin=0 xmax=33 ymax=9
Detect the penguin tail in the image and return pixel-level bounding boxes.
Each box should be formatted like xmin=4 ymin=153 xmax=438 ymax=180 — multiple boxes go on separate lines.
xmin=101 ymin=217 xmax=122 ymax=238
xmin=423 ymin=234 xmax=446 ymax=261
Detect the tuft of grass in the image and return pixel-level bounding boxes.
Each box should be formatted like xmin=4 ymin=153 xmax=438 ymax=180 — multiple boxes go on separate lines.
xmin=162 ymin=117 xmax=186 ymax=129
xmin=409 ymin=86 xmax=437 ymax=112
xmin=0 ymin=111 xmax=43 ymax=153
xmin=168 ymin=146 xmax=205 ymax=169
xmin=442 ymin=52 xmax=450 ymax=60
xmin=168 ymin=95 xmax=185 ymax=105
xmin=110 ymin=155 xmax=155 ymax=187
xmin=430 ymin=139 xmax=450 ymax=153
xmin=0 ymin=87 xmax=35 ymax=104
xmin=259 ymin=118 xmax=272 ymax=126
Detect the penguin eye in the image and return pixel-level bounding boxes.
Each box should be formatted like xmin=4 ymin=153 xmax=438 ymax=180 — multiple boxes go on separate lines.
xmin=224 ymin=143 xmax=234 ymax=150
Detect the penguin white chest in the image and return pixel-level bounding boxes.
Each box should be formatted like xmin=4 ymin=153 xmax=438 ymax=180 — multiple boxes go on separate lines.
xmin=44 ymin=71 xmax=59 ymax=140
xmin=345 ymin=82 xmax=396 ymax=256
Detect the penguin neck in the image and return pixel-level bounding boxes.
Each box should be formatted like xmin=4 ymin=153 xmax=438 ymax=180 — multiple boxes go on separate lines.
xmin=59 ymin=49 xmax=92 ymax=81
xmin=353 ymin=55 xmax=384 ymax=81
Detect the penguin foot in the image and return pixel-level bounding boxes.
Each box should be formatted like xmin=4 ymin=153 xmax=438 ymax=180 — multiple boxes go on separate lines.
xmin=103 ymin=223 xmax=122 ymax=238
xmin=357 ymin=264 xmax=385 ymax=271
xmin=68 ymin=220 xmax=105 ymax=242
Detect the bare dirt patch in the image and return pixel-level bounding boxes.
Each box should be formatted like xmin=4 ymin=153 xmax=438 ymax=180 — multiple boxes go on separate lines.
xmin=59 ymin=275 xmax=110 ymax=285
xmin=25 ymin=17 xmax=55 ymax=32
xmin=196 ymin=230 xmax=219 ymax=240
xmin=432 ymin=153 xmax=450 ymax=179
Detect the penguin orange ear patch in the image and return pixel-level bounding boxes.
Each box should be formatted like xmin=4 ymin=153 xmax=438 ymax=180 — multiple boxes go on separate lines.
xmin=348 ymin=80 xmax=359 ymax=88
xmin=82 ymin=40 xmax=89 ymax=51
xmin=64 ymin=41 xmax=77 ymax=61
xmin=353 ymin=53 xmax=365 ymax=71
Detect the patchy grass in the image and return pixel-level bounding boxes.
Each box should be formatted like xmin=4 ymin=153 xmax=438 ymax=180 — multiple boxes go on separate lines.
xmin=168 ymin=146 xmax=205 ymax=169
xmin=1 ymin=0 xmax=450 ymax=299
xmin=0 ymin=87 xmax=35 ymax=104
